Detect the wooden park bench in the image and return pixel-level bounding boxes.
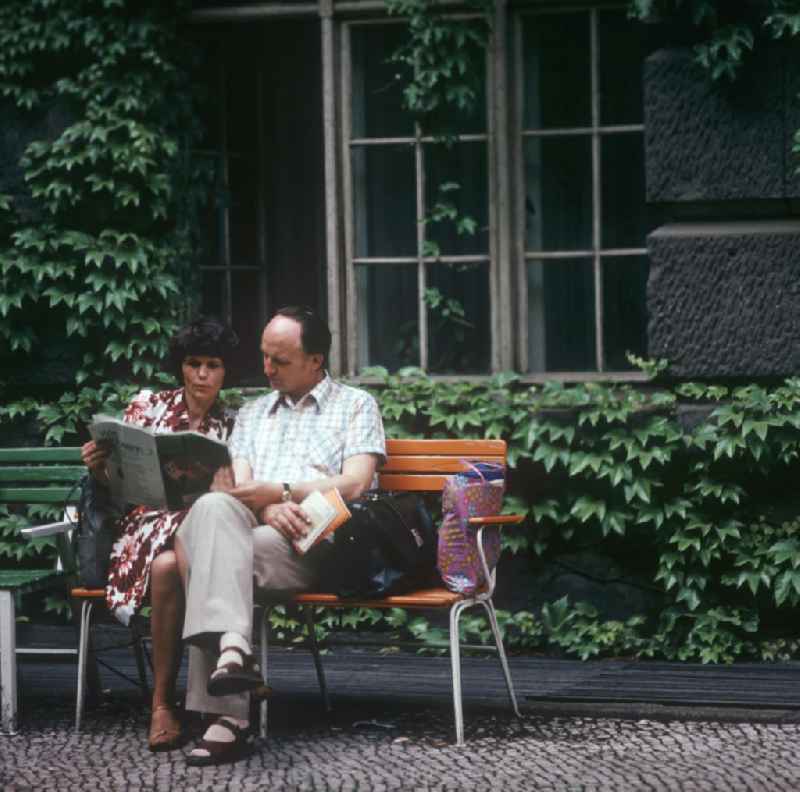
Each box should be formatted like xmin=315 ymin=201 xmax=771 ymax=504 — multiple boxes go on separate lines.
xmin=0 ymin=446 xmax=148 ymax=734
xmin=3 ymin=438 xmax=524 ymax=746
xmin=258 ymin=438 xmax=525 ymax=746
xmin=0 ymin=447 xmax=82 ymax=734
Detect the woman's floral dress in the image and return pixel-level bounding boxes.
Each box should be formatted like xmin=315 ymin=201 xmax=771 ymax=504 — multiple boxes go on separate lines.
xmin=105 ymin=388 xmax=236 ymax=626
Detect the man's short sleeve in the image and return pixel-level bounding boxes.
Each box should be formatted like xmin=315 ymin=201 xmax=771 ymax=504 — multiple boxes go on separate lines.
xmin=228 ymin=398 xmax=258 ymax=465
xmin=343 ymin=390 xmax=386 ymax=464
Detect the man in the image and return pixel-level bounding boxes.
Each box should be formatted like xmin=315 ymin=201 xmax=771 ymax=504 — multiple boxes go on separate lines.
xmin=175 ymin=306 xmax=385 ymax=765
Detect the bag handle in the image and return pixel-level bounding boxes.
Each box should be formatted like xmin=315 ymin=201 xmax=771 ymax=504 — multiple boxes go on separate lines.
xmin=458 ymin=459 xmax=505 ymax=481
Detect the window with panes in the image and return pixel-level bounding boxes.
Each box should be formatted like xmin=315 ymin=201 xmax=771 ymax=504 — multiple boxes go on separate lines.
xmin=345 ymin=21 xmax=492 ymax=375
xmin=342 ymin=5 xmax=662 ymax=377
xmin=516 ymin=6 xmax=663 ymax=375
xmin=191 ymin=2 xmax=664 ymax=380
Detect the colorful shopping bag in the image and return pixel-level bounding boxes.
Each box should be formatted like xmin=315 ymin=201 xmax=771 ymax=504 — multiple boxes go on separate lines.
xmin=437 ymin=460 xmax=505 ymax=594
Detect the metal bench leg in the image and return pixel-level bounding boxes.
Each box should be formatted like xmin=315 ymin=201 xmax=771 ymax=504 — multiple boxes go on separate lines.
xmin=449 ymin=600 xmax=468 ymax=747
xmin=0 ymin=590 xmax=18 ymax=735
xmin=259 ymin=606 xmax=269 ymax=739
xmin=130 ymin=618 xmax=150 ymax=707
xmin=75 ymin=599 xmax=94 ymax=732
xmin=481 ymin=599 xmax=520 ymax=717
xmin=303 ymin=607 xmax=331 ymax=712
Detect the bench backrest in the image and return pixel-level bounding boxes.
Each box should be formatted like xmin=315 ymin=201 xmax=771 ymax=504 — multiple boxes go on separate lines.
xmin=378 ymin=439 xmax=507 ymax=492
xmin=0 ymin=447 xmax=83 ymax=505
xmin=0 ymin=439 xmax=508 ymax=503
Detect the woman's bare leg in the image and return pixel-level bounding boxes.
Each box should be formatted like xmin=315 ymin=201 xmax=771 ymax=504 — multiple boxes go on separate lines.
xmin=147 ymin=549 xmax=185 ymax=748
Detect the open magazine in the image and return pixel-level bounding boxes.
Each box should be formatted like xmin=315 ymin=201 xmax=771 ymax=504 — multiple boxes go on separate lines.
xmin=293 ymin=488 xmax=352 ymax=555
xmin=89 ymin=414 xmax=231 ymax=511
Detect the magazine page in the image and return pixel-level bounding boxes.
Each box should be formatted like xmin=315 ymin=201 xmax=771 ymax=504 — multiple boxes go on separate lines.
xmin=154 ymin=432 xmax=232 ymax=511
xmin=89 ymin=415 xmax=167 ymax=509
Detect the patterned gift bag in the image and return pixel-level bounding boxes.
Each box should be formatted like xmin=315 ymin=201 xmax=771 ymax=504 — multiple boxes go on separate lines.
xmin=437 ymin=460 xmax=505 ymax=594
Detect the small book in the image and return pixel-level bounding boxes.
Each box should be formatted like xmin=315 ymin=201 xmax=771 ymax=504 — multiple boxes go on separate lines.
xmin=293 ymin=488 xmax=352 ymax=555
xmin=89 ymin=414 xmax=231 ymax=511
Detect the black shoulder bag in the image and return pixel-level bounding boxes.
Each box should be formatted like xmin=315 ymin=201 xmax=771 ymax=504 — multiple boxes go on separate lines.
xmin=69 ymin=474 xmax=123 ymax=588
xmin=313 ymin=491 xmax=437 ymax=598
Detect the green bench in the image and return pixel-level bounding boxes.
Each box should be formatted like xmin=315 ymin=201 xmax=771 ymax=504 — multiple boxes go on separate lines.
xmin=0 ymin=446 xmax=83 ymax=734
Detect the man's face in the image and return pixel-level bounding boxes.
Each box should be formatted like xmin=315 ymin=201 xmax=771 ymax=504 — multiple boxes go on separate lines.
xmin=261 ymin=315 xmax=324 ymax=400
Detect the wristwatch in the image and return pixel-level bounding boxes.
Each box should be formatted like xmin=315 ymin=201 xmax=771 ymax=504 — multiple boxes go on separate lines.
xmin=281 ymin=482 xmax=292 ymax=503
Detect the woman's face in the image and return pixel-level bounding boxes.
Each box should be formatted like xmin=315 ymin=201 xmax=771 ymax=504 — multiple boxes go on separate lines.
xmin=182 ymin=355 xmax=226 ymax=407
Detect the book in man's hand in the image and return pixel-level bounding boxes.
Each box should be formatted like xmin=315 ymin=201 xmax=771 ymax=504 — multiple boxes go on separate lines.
xmin=293 ymin=488 xmax=352 ymax=555
xmin=89 ymin=414 xmax=231 ymax=511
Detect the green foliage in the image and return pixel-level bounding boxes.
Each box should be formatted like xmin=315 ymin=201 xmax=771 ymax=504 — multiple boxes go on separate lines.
xmin=385 ymin=1 xmax=488 ymax=314
xmin=384 ymin=0 xmax=491 ymax=122
xmin=0 ymin=0 xmax=206 ymax=383
xmin=628 ymin=0 xmax=800 ymax=82
xmin=9 ymin=366 xmax=800 ymax=662
xmin=357 ymin=371 xmax=800 ymax=662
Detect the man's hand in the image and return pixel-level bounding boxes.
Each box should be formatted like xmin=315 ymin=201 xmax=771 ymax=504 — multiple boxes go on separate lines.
xmin=228 ymin=481 xmax=281 ymax=515
xmin=81 ymin=440 xmax=109 ymax=481
xmin=260 ymin=502 xmax=312 ymax=542
xmin=210 ymin=465 xmax=235 ymax=493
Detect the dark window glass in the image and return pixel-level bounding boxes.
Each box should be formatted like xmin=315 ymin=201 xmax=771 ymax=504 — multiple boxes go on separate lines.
xmin=527 ymin=259 xmax=596 ymax=372
xmin=351 ymin=25 xmax=414 ymax=139
xmin=524 ymin=136 xmax=593 ymax=252
xmin=427 ymin=262 xmax=490 ymax=373
xmin=352 ymin=145 xmax=417 ymax=258
xmin=228 ymin=152 xmax=259 ymax=266
xmin=602 ymin=256 xmax=649 ymax=371
xmin=523 ymin=13 xmax=591 ymax=130
xmin=359 ymin=264 xmax=418 ymax=371
xmin=598 ymin=10 xmax=663 ymax=125
xmin=602 ymin=133 xmax=663 ymax=249
xmin=425 ymin=142 xmax=489 ymax=256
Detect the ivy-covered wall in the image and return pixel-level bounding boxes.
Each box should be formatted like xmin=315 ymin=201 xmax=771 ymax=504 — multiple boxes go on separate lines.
xmin=4 ymin=0 xmax=800 ymax=662
xmin=0 ymin=0 xmax=205 ymax=394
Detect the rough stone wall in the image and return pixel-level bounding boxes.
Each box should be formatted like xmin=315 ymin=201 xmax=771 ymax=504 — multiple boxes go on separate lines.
xmin=644 ymin=47 xmax=800 ymax=377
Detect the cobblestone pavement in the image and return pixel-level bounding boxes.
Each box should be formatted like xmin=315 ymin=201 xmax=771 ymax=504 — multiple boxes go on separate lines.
xmin=4 ymin=694 xmax=800 ymax=791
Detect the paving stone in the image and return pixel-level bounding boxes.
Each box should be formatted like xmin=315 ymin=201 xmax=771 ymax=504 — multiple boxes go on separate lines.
xmin=6 ymin=699 xmax=800 ymax=792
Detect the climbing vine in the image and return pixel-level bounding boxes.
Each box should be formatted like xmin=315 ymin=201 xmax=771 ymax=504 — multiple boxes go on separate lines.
xmin=628 ymin=0 xmax=800 ymax=81
xmin=0 ymin=0 xmax=207 ymax=387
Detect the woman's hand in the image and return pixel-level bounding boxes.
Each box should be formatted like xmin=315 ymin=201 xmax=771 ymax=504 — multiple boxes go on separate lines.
xmin=81 ymin=440 xmax=109 ymax=482
xmin=210 ymin=465 xmax=235 ymax=493
xmin=260 ymin=502 xmax=312 ymax=543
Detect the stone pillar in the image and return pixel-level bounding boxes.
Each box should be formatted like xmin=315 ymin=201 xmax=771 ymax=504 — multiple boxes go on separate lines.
xmin=643 ymin=47 xmax=800 ymax=377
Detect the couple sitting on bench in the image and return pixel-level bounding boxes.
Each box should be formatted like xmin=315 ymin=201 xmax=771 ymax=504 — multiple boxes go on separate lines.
xmin=81 ymin=306 xmax=386 ymax=765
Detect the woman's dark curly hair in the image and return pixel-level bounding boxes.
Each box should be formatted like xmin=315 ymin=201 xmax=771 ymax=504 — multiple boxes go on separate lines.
xmin=167 ymin=316 xmax=239 ymax=384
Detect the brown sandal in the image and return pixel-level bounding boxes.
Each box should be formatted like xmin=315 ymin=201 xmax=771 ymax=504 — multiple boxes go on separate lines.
xmin=207 ymin=645 xmax=264 ymax=697
xmin=185 ymin=716 xmax=251 ymax=767
xmin=148 ymin=705 xmax=183 ymax=752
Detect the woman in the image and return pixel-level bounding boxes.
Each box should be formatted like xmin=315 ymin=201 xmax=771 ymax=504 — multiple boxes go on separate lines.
xmin=81 ymin=316 xmax=238 ymax=752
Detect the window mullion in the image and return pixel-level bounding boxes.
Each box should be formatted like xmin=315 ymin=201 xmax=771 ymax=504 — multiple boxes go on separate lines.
xmin=513 ymin=12 xmax=529 ymax=374
xmin=490 ymin=0 xmax=512 ymax=373
xmin=591 ymin=7 xmax=604 ymax=373
xmin=256 ymin=65 xmax=269 ymax=334
xmin=416 ymin=123 xmax=428 ymax=371
xmin=320 ymin=0 xmax=343 ymax=375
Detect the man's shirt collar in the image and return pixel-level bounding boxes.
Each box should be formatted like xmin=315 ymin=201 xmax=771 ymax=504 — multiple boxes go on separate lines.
xmin=268 ymin=373 xmax=332 ymax=414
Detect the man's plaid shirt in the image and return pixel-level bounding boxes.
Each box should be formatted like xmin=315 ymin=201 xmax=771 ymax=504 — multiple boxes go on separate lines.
xmin=229 ymin=374 xmax=386 ymax=485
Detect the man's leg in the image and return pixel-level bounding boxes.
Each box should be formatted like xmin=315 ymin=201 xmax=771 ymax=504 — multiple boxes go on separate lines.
xmin=184 ymin=526 xmax=321 ymax=724
xmin=175 ymin=492 xmax=257 ymax=720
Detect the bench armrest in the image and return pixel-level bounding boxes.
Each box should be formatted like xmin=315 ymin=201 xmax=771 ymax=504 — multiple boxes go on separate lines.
xmin=20 ymin=509 xmax=77 ymax=574
xmin=468 ymin=514 xmax=525 ymax=526
xmin=21 ymin=521 xmax=73 ymax=539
